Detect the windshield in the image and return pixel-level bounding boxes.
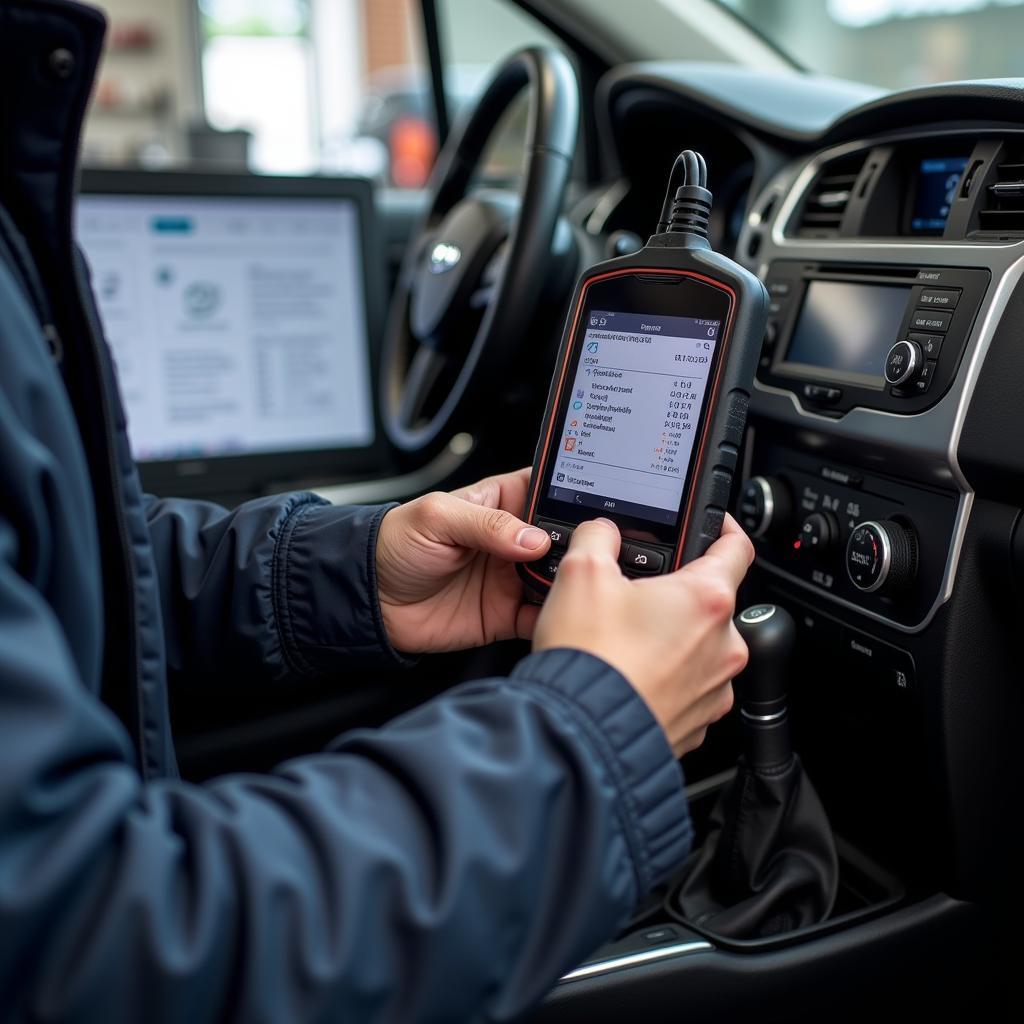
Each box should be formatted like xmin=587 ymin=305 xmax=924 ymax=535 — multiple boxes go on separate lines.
xmin=719 ymin=0 xmax=1024 ymax=89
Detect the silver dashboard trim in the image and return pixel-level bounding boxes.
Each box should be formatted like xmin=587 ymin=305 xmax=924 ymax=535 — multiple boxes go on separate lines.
xmin=313 ymin=434 xmax=475 ymax=506
xmin=742 ymin=130 xmax=1024 ymax=633
xmin=559 ymin=940 xmax=712 ymax=984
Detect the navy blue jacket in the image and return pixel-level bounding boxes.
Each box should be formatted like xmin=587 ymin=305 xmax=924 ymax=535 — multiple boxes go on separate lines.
xmin=0 ymin=2 xmax=692 ymax=1020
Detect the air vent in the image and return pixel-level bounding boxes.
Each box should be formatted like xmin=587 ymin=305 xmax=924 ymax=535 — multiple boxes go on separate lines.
xmin=976 ymin=155 xmax=1024 ymax=236
xmin=793 ymin=154 xmax=867 ymax=237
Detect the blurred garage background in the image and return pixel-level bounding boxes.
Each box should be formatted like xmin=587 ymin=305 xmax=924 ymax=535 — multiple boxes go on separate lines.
xmin=83 ymin=0 xmax=1024 ymax=185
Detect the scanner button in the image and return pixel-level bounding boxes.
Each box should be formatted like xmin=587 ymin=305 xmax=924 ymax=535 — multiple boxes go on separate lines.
xmin=622 ymin=544 xmax=665 ymax=575
xmin=537 ymin=521 xmax=573 ymax=549
xmin=537 ymin=554 xmax=562 ymax=581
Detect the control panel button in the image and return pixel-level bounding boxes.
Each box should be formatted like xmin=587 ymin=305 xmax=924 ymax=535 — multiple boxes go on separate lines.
xmin=537 ymin=520 xmax=573 ymax=549
xmin=801 ymin=383 xmax=842 ymax=405
xmin=908 ymin=331 xmax=943 ymax=359
xmin=918 ymin=288 xmax=960 ymax=309
xmin=794 ymin=511 xmax=838 ymax=557
xmin=884 ymin=340 xmax=921 ymax=386
xmin=892 ymin=359 xmax=937 ymax=397
xmin=621 ymin=544 xmax=665 ymax=575
xmin=768 ymin=281 xmax=791 ymax=297
xmin=845 ymin=520 xmax=917 ymax=594
xmin=910 ymin=309 xmax=953 ymax=333
xmin=760 ymin=322 xmax=779 ymax=370
xmin=738 ymin=475 xmax=792 ymax=539
xmin=912 ymin=360 xmax=937 ymax=394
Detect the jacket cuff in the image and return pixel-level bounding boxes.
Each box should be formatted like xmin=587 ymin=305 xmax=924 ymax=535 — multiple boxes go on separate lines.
xmin=508 ymin=649 xmax=693 ymax=895
xmin=273 ymin=500 xmax=413 ymax=677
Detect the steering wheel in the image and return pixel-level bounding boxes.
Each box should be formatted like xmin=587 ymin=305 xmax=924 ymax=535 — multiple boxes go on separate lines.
xmin=380 ymin=47 xmax=579 ymax=453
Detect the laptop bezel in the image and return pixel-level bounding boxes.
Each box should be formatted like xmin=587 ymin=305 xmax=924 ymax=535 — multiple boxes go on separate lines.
xmin=77 ymin=169 xmax=390 ymax=499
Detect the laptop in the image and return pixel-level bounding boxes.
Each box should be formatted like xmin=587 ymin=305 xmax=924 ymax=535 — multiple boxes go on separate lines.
xmin=75 ymin=170 xmax=386 ymax=502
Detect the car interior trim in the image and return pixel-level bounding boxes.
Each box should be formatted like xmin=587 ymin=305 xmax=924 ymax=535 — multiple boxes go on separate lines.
xmin=314 ymin=434 xmax=475 ymax=506
xmin=558 ymin=939 xmax=713 ymax=984
xmin=734 ymin=128 xmax=1024 ymax=632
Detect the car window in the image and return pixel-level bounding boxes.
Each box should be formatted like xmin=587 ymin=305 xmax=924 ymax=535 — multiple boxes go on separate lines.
xmin=81 ymin=0 xmax=565 ymax=189
xmin=438 ymin=0 xmax=569 ymax=186
xmin=720 ymin=0 xmax=1024 ymax=89
xmin=199 ymin=0 xmax=438 ymax=183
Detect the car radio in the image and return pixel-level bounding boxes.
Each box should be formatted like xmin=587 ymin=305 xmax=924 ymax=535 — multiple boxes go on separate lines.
xmin=758 ymin=262 xmax=989 ymax=415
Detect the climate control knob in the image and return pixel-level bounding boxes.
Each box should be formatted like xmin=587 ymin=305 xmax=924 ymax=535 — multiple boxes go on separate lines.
xmin=846 ymin=520 xmax=918 ymax=594
xmin=884 ymin=340 xmax=922 ymax=386
xmin=738 ymin=475 xmax=792 ymax=539
xmin=794 ymin=511 xmax=839 ymax=557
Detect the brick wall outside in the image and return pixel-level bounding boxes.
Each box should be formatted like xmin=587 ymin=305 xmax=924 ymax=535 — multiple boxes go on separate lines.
xmin=362 ymin=0 xmax=416 ymax=76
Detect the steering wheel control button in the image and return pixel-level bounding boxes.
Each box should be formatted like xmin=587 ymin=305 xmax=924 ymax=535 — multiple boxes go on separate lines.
xmin=537 ymin=521 xmax=572 ymax=548
xmin=917 ymin=287 xmax=960 ymax=310
xmin=908 ymin=331 xmax=943 ymax=359
xmin=738 ymin=475 xmax=791 ymax=539
xmin=621 ymin=544 xmax=665 ymax=575
xmin=846 ymin=520 xmax=917 ymax=595
xmin=794 ymin=511 xmax=838 ymax=557
xmin=884 ymin=340 xmax=921 ymax=386
xmin=910 ymin=308 xmax=952 ymax=333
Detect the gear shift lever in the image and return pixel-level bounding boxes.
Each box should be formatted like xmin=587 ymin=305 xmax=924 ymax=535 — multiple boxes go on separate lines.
xmin=674 ymin=603 xmax=839 ymax=939
xmin=734 ymin=603 xmax=795 ymax=772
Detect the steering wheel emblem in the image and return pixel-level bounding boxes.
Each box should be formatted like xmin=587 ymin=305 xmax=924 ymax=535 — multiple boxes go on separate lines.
xmin=429 ymin=242 xmax=462 ymax=273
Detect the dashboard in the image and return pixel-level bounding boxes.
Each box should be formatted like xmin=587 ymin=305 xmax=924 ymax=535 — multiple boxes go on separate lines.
xmin=584 ymin=65 xmax=1024 ymax=907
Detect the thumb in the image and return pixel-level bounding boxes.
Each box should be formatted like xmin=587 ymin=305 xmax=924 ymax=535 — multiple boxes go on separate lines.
xmin=436 ymin=494 xmax=551 ymax=562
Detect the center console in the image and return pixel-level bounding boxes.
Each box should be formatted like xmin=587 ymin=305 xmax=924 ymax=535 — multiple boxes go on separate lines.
xmin=737 ymin=438 xmax=958 ymax=632
xmin=757 ymin=262 xmax=989 ymax=416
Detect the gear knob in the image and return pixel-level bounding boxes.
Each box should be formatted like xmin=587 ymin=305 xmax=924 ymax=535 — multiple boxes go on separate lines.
xmin=733 ymin=604 xmax=797 ymax=770
xmin=734 ymin=604 xmax=796 ymax=708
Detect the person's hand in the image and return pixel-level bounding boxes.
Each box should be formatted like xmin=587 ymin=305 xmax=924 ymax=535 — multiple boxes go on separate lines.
xmin=376 ymin=468 xmax=551 ymax=654
xmin=533 ymin=514 xmax=755 ymax=756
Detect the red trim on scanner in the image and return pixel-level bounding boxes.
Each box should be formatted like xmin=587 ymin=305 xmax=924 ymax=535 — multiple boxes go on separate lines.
xmin=523 ymin=266 xmax=737 ymax=587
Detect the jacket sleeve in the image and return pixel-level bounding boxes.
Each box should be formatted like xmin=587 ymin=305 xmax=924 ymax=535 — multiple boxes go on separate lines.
xmin=143 ymin=493 xmax=411 ymax=687
xmin=0 ymin=516 xmax=693 ymax=1022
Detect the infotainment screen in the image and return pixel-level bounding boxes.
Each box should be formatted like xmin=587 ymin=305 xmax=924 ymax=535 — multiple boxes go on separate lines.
xmin=781 ymin=280 xmax=911 ymax=389
xmin=910 ymin=156 xmax=968 ymax=234
xmin=545 ymin=309 xmax=721 ymax=526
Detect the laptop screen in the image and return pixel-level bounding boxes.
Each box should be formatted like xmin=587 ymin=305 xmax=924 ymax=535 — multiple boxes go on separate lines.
xmin=75 ymin=191 xmax=375 ymax=465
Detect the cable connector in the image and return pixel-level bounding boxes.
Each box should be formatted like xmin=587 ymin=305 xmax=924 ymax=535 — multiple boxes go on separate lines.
xmin=654 ymin=149 xmax=712 ymax=245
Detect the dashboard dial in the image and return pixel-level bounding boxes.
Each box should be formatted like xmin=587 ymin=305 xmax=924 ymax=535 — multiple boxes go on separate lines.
xmin=846 ymin=520 xmax=918 ymax=594
xmin=884 ymin=340 xmax=922 ymax=386
xmin=794 ymin=511 xmax=838 ymax=557
xmin=738 ymin=475 xmax=792 ymax=539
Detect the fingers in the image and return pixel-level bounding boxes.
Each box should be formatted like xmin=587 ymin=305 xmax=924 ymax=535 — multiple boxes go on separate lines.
xmin=683 ymin=515 xmax=755 ymax=590
xmin=423 ymin=491 xmax=550 ymax=562
xmin=561 ymin=517 xmax=621 ymax=566
xmin=453 ymin=467 xmax=532 ymax=514
xmin=719 ymin=511 xmax=747 ymax=537
xmin=515 ymin=601 xmax=541 ymax=641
